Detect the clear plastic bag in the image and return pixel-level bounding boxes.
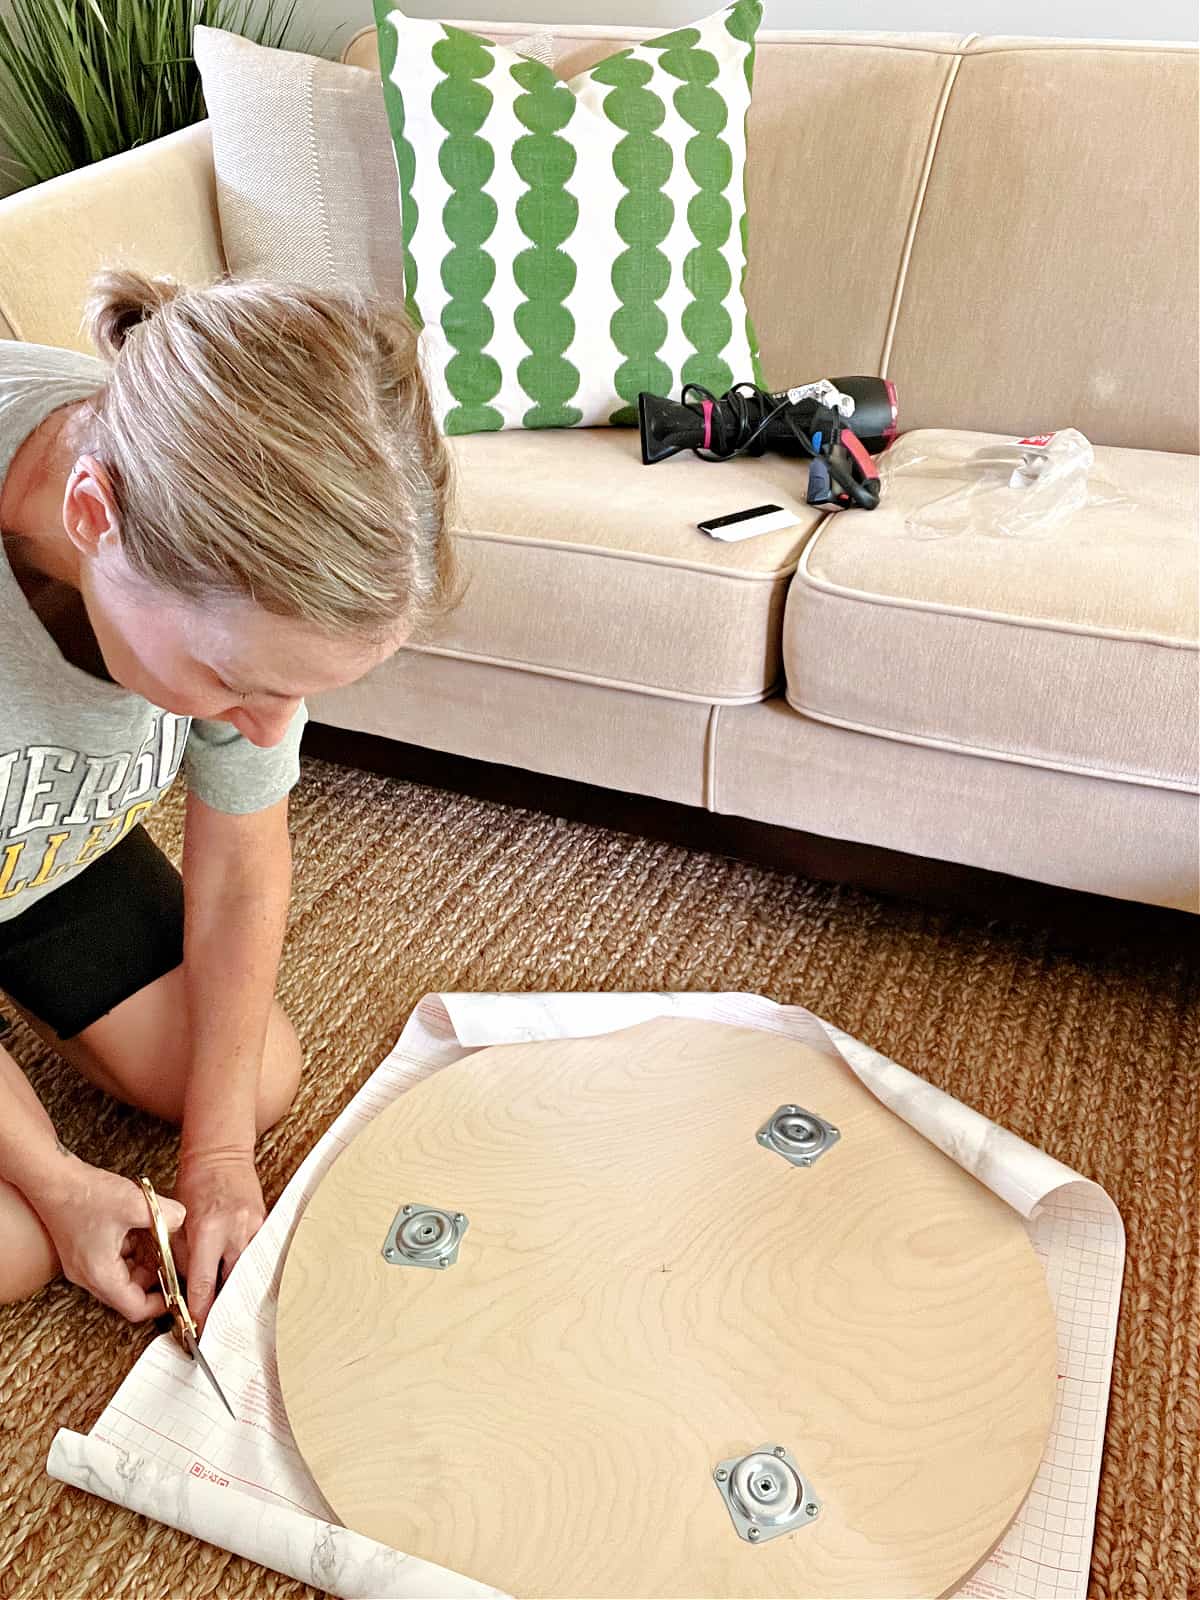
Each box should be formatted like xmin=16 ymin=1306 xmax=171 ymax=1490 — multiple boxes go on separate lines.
xmin=878 ymin=429 xmax=1133 ymax=540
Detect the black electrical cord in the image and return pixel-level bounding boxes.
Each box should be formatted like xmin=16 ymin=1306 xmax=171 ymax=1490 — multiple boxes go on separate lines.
xmin=681 ymin=381 xmax=790 ymax=461
xmin=680 ymin=380 xmax=879 ymax=510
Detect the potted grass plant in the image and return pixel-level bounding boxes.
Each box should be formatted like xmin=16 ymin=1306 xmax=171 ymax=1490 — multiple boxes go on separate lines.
xmin=0 ymin=0 xmax=305 ymax=191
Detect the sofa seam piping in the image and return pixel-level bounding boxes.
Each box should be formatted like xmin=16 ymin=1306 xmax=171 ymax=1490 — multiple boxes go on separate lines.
xmin=963 ymin=40 xmax=1196 ymax=56
xmin=346 ymin=25 xmax=983 ymax=62
xmin=449 ymin=525 xmax=805 ymax=583
xmin=783 ymin=697 xmax=1199 ymax=793
xmin=407 ymin=642 xmax=777 ymax=705
xmin=879 ymin=43 xmax=971 ymax=376
xmin=794 ymin=534 xmax=1198 ymax=650
xmin=340 ymin=24 xmax=1195 ymax=63
xmin=705 ymin=705 xmax=722 ymax=811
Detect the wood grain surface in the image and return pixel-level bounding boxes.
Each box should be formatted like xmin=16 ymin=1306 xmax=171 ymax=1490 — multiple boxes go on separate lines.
xmin=277 ymin=1018 xmax=1057 ymax=1598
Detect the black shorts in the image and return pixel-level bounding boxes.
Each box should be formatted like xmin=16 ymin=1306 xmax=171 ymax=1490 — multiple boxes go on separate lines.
xmin=0 ymin=826 xmax=184 ymax=1041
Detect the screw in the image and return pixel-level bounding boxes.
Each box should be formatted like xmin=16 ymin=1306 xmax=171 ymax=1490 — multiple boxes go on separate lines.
xmin=829 ymin=1127 xmax=840 ymax=1136
xmin=757 ymin=1131 xmax=769 ymax=1144
xmin=438 ymin=1257 xmax=449 ymax=1268
xmin=402 ymin=1205 xmax=414 ymax=1214
xmin=454 ymin=1213 xmax=465 ymax=1224
xmin=715 ymin=1467 xmax=728 ymax=1483
xmin=773 ymin=1445 xmax=786 ymax=1457
xmin=798 ymin=1157 xmax=812 ymax=1168
xmin=786 ymin=1105 xmax=797 ymax=1114
xmin=747 ymin=1527 xmax=761 ymax=1542
xmin=805 ymin=1503 xmax=819 ymax=1518
xmin=384 ymin=1247 xmax=396 ymax=1259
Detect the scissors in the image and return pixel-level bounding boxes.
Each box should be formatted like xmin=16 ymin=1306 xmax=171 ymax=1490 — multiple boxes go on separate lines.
xmin=138 ymin=1176 xmax=237 ymax=1420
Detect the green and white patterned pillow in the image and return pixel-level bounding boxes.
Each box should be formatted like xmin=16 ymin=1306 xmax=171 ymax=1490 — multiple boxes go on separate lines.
xmin=372 ymin=1 xmax=764 ymax=434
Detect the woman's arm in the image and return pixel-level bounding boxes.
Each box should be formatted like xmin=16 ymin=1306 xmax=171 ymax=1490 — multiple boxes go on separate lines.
xmin=0 ymin=1039 xmax=184 ymax=1317
xmin=181 ymin=790 xmax=291 ymax=1153
xmin=0 ymin=1037 xmax=71 ymax=1195
xmin=177 ymin=790 xmax=292 ymax=1325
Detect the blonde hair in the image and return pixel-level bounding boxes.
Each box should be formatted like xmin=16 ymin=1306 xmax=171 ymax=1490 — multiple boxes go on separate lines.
xmin=84 ymin=270 xmax=454 ymax=637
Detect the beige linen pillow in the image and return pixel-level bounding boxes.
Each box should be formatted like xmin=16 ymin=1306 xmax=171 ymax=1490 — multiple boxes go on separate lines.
xmin=193 ymin=25 xmax=404 ymax=299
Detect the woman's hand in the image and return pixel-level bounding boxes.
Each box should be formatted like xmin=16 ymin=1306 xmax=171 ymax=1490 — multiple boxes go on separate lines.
xmin=32 ymin=1157 xmax=186 ymax=1321
xmin=172 ymin=1150 xmax=265 ymax=1331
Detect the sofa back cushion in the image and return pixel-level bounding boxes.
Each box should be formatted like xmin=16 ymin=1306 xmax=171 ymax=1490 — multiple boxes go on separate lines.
xmin=203 ymin=24 xmax=1198 ymax=452
xmin=886 ymin=40 xmax=1200 ymax=453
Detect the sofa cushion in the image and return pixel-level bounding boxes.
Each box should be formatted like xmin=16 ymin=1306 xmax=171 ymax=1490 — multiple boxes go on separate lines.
xmin=417 ymin=427 xmax=822 ymax=702
xmin=713 ymin=699 xmax=1199 ymax=910
xmin=311 ymin=651 xmax=717 ymax=806
xmin=888 ymin=40 xmax=1200 ymax=453
xmin=783 ymin=430 xmax=1199 ymax=791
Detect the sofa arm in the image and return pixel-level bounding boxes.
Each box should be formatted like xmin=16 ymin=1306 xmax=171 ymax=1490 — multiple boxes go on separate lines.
xmin=0 ymin=121 xmax=225 ymax=352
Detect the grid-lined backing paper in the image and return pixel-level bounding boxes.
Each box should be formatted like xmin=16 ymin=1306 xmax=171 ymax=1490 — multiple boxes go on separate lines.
xmin=48 ymin=992 xmax=1124 ymax=1600
xmin=958 ymin=1188 xmax=1123 ymax=1598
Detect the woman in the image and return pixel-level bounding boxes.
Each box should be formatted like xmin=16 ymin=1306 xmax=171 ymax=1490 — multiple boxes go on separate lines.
xmin=0 ymin=271 xmax=451 ymax=1329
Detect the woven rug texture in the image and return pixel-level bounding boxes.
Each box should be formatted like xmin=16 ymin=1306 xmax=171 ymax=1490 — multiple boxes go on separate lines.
xmin=0 ymin=758 xmax=1196 ymax=1600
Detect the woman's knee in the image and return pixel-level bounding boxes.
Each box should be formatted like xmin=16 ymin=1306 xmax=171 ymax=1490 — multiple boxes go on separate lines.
xmin=255 ymin=1004 xmax=302 ymax=1133
xmin=56 ymin=984 xmax=300 ymax=1134
xmin=0 ymin=1179 xmax=59 ymax=1306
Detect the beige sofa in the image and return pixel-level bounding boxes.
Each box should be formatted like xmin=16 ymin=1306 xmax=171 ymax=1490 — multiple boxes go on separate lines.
xmin=0 ymin=24 xmax=1196 ymax=917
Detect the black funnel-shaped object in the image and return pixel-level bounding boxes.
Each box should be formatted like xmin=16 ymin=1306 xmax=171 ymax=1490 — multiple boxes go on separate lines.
xmin=638 ymin=391 xmax=702 ymax=464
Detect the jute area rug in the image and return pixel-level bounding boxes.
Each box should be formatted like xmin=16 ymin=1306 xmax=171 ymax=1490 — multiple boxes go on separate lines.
xmin=0 ymin=757 xmax=1196 ymax=1600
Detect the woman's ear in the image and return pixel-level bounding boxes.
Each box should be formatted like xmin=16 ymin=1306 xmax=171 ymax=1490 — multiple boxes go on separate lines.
xmin=63 ymin=454 xmax=121 ymax=556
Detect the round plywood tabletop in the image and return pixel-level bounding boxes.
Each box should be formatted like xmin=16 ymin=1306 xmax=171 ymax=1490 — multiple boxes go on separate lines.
xmin=277 ymin=1018 xmax=1056 ymax=1599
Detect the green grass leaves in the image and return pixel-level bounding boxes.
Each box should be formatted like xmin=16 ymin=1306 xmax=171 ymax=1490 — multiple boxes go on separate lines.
xmin=0 ymin=0 xmax=304 ymax=190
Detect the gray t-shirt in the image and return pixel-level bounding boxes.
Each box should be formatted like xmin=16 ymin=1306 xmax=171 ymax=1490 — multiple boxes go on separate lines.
xmin=0 ymin=341 xmax=305 ymax=923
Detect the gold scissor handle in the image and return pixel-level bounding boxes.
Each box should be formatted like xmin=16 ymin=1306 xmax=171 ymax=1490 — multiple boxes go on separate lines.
xmin=138 ymin=1176 xmax=198 ymax=1343
xmin=137 ymin=1177 xmax=239 ymax=1419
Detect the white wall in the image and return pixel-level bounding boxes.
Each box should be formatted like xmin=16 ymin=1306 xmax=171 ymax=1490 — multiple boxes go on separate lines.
xmin=307 ymin=0 xmax=1198 ymax=54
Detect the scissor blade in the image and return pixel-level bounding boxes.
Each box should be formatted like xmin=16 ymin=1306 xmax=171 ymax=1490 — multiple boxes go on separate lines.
xmin=183 ymin=1329 xmax=238 ymax=1420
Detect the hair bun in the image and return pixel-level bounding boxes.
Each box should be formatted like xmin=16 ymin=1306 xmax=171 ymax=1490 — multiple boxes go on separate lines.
xmin=87 ymin=269 xmax=182 ymax=359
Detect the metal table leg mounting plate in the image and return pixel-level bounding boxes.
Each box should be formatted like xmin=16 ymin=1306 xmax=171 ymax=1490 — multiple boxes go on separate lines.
xmin=757 ymin=1105 xmax=840 ymax=1167
xmin=382 ymin=1204 xmax=468 ymax=1269
xmin=714 ymin=1445 xmax=821 ymax=1543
